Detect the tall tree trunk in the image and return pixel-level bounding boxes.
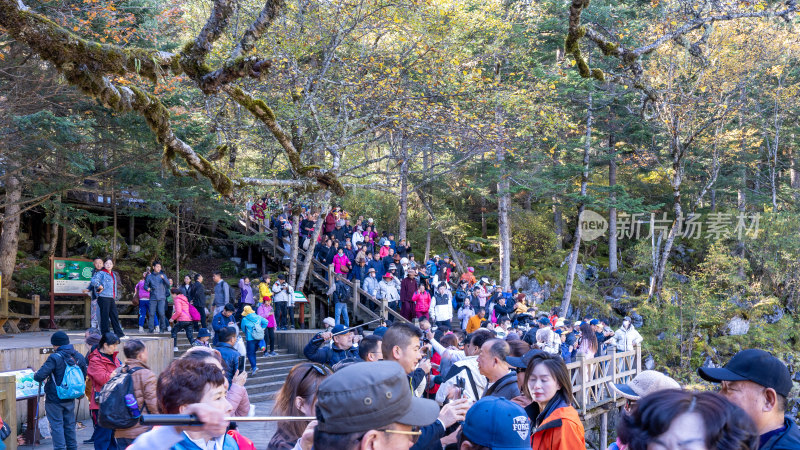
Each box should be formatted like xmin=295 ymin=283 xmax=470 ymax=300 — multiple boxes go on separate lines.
xmin=0 ymin=175 xmax=22 ymax=288
xmin=650 ymin=133 xmax=685 ymax=299
xmin=553 ymin=198 xmax=563 ymax=250
xmin=48 ymin=195 xmax=61 ymax=258
xmin=497 ymin=145 xmax=512 ymax=291
xmin=791 ymin=146 xmax=799 ymax=203
xmin=524 ymin=192 xmax=532 ymax=211
xmin=175 ymin=205 xmax=180 ymax=277
xmin=608 ymin=121 xmax=618 ymax=275
xmin=560 ymin=87 xmax=593 ymax=317
xmin=288 ymin=213 xmax=300 ymax=286
xmin=295 ymin=199 xmax=331 ymax=291
xmin=416 ymin=189 xmax=466 ymax=273
xmin=398 ymin=142 xmax=409 ymax=242
xmin=112 ymin=182 xmax=118 ymax=263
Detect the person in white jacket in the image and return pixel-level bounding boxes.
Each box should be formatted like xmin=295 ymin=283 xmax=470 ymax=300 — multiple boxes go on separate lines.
xmin=614 ymin=316 xmax=643 ymax=352
xmin=434 ymin=329 xmax=492 ymax=405
xmin=376 ymin=273 xmax=400 ymax=311
xmin=457 ymin=298 xmax=475 ymax=331
xmin=429 ymin=283 xmax=454 ymax=328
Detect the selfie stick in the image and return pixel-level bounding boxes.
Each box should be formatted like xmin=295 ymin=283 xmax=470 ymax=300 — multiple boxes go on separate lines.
xmin=311 ymin=318 xmax=383 ymax=343
xmin=140 ymin=414 xmax=316 ymax=426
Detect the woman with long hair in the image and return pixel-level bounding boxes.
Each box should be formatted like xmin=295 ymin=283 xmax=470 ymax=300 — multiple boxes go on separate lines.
xmin=267 ymin=362 xmax=333 ymax=450
xmin=524 ymin=353 xmax=586 ymax=449
xmin=87 ymin=332 xmax=122 ymax=450
xmin=576 ymin=322 xmax=598 ymax=358
xmin=617 ymin=390 xmax=758 ymax=450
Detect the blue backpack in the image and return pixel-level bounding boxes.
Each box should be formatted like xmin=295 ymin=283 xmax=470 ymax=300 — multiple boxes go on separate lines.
xmin=51 ymin=353 xmax=86 ymax=400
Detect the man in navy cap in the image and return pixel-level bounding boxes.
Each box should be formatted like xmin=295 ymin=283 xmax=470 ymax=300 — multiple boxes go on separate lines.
xmin=304 ymin=323 xmax=359 ymax=366
xmin=698 ymin=349 xmax=800 ymax=450
xmin=457 ymin=396 xmax=531 ymax=450
xmin=33 ymin=331 xmax=88 ymax=450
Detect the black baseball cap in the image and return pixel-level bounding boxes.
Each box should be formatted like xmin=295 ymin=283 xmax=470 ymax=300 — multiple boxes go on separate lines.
xmin=507 ymin=349 xmax=545 ymax=370
xmin=697 ymin=349 xmax=793 ymax=397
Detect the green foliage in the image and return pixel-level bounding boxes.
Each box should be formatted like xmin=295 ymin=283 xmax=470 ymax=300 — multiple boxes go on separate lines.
xmin=510 ymin=210 xmax=559 ymax=269
xmin=12 ymin=264 xmax=51 ymax=298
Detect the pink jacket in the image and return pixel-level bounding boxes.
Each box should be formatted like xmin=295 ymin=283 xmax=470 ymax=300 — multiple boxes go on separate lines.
xmin=333 ymin=254 xmax=351 ymax=274
xmin=413 ymin=291 xmax=431 ymax=313
xmin=257 ymin=302 xmax=276 ymax=328
xmin=170 ymin=294 xmax=192 ymax=322
xmin=226 ymin=383 xmax=251 ymax=417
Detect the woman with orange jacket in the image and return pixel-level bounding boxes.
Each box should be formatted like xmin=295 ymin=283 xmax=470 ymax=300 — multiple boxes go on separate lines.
xmin=523 ymin=352 xmax=586 ymax=449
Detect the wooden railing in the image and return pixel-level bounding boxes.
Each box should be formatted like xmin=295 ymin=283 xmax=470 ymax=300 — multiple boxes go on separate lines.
xmin=0 ymin=374 xmax=17 ymax=450
xmin=259 ymin=229 xmax=409 ymax=326
xmin=0 ymin=289 xmax=41 ymax=334
xmin=569 ymin=344 xmax=642 ymax=449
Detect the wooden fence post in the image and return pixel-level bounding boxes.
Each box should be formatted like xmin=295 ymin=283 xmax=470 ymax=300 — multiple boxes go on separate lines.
xmin=30 ymin=295 xmax=40 ymax=331
xmin=0 ymin=374 xmax=17 ymax=450
xmin=309 ymin=294 xmax=316 ymax=329
xmin=635 ymin=343 xmax=642 ymax=374
xmin=576 ymin=351 xmax=587 ymax=416
xmin=601 ymin=412 xmax=608 ymax=450
xmin=85 ymin=296 xmax=92 ymax=329
xmin=352 ymin=280 xmax=361 ymax=322
xmin=609 ymin=346 xmax=617 ymax=399
xmin=1 ymin=288 xmax=8 ymax=317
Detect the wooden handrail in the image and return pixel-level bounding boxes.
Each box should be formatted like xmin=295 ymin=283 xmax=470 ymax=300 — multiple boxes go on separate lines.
xmin=259 ymin=230 xmax=409 ymax=324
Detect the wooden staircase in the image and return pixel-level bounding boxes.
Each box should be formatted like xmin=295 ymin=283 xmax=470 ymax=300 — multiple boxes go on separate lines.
xmin=174 ymin=341 xmax=304 ymax=403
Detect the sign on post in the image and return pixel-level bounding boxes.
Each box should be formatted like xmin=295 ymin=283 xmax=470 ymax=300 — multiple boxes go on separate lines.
xmin=52 ymin=258 xmax=95 ymax=294
xmin=293 ymin=291 xmax=308 ymax=303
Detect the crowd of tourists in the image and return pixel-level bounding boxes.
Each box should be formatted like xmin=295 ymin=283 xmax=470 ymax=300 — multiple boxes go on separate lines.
xmin=34 ymin=320 xmax=799 ymax=450
xmin=22 ymin=201 xmax=797 ymax=450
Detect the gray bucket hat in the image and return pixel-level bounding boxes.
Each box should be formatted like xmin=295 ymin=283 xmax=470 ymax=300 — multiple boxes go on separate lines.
xmin=315 ymin=361 xmax=439 ymax=433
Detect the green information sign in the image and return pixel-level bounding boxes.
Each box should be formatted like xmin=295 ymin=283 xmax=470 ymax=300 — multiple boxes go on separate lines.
xmin=293 ymin=291 xmax=308 ymax=303
xmin=52 ymin=258 xmax=94 ymax=294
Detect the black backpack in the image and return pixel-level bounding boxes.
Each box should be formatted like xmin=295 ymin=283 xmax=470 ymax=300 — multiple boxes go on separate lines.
xmin=98 ymin=365 xmax=145 ymax=429
xmin=334 ymin=283 xmax=350 ymax=304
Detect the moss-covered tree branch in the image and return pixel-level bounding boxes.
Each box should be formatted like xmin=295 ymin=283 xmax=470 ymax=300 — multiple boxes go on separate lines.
xmin=565 ymin=0 xmax=798 ymax=102
xmin=225 ymin=86 xmax=346 ymax=196
xmin=0 ymin=0 xmax=180 ymax=83
xmin=231 ymin=0 xmax=284 ymax=58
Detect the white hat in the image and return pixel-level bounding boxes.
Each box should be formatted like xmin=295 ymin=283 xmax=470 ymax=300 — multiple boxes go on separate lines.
xmin=400 ymin=257 xmax=409 ymax=264
xmin=323 ymin=317 xmax=335 ymax=327
xmin=555 ymin=319 xmax=565 ymax=328
xmin=368 ymin=218 xmax=374 ymax=223
xmin=610 ymin=370 xmax=681 ymax=400
xmin=574 ymin=321 xmax=582 ymax=327
xmin=383 ymin=241 xmax=390 ymax=246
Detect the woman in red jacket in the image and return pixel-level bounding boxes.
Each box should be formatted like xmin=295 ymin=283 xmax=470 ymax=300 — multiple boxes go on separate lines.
xmin=87 ymin=332 xmax=122 ymax=450
xmin=524 ymin=352 xmax=586 ymax=449
xmin=169 ymin=288 xmax=194 ymax=352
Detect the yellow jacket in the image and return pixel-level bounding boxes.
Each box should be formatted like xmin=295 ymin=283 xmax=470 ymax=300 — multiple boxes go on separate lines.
xmin=258 ymin=282 xmax=273 ymax=301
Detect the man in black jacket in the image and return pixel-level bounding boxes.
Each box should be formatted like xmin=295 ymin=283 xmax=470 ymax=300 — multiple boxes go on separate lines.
xmin=698 ymin=349 xmax=800 ymax=450
xmin=382 ymin=323 xmax=471 ymax=450
xmin=477 ymin=338 xmax=520 ymax=400
xmin=33 ymin=331 xmax=88 ymax=450
xmin=304 ymin=324 xmax=359 ymax=366
xmin=189 ymin=273 xmax=207 ymax=328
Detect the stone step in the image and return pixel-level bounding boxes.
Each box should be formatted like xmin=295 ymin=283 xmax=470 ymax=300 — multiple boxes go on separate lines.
xmin=248 ymin=391 xmax=278 ymax=403
xmin=242 ymin=380 xmax=287 ymax=395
